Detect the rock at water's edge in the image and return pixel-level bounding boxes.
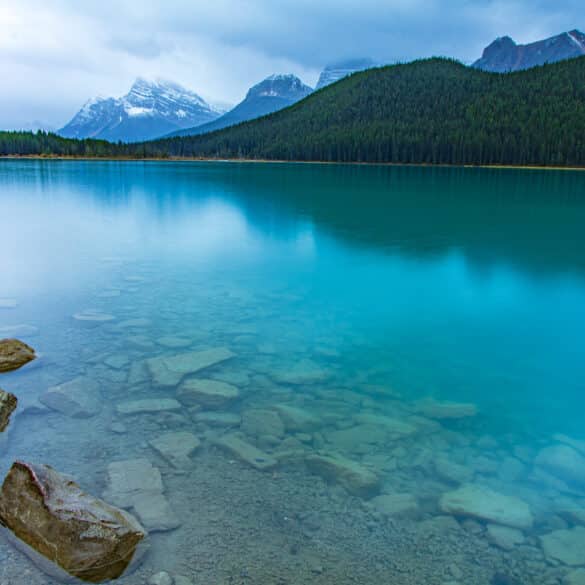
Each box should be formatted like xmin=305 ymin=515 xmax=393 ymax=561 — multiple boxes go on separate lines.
xmin=0 ymin=338 xmax=36 ymax=373
xmin=0 ymin=389 xmax=17 ymax=432
xmin=0 ymin=461 xmax=146 ymax=583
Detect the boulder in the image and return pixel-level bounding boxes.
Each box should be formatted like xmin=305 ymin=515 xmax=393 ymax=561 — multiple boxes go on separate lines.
xmin=439 ymin=484 xmax=533 ymax=530
xmin=177 ymin=378 xmax=239 ymax=409
xmin=353 ymin=413 xmax=418 ymax=437
xmin=540 ymin=526 xmax=585 ymax=566
xmin=241 ymin=409 xmax=285 ymax=438
xmin=0 ymin=389 xmax=17 ymax=432
xmin=146 ymin=347 xmax=235 ymax=387
xmin=273 ymin=405 xmax=321 ymax=432
xmin=213 ymin=434 xmax=278 ymax=471
xmin=0 ymin=461 xmax=145 ymax=583
xmin=535 ymin=444 xmax=585 ymax=488
xmin=40 ymin=377 xmax=102 ymax=418
xmin=305 ymin=453 xmax=381 ymax=498
xmin=0 ymin=338 xmax=36 ymax=373
xmin=116 ymin=398 xmax=182 ymax=416
xmin=149 ymin=432 xmax=201 ymax=468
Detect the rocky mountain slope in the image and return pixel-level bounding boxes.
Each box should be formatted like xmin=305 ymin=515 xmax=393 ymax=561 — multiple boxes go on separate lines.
xmin=168 ymin=74 xmax=312 ymax=138
xmin=59 ymin=78 xmax=223 ymax=142
xmin=315 ymin=58 xmax=377 ymax=89
xmin=474 ymin=30 xmax=585 ymax=72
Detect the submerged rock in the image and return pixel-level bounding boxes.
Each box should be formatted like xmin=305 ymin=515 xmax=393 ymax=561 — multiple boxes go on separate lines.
xmin=0 ymin=389 xmax=17 ymax=432
xmin=40 ymin=377 xmax=102 ymax=418
xmin=439 ymin=484 xmax=533 ymax=529
xmin=535 ymin=444 xmax=585 ymax=488
xmin=132 ymin=493 xmax=181 ymax=533
xmin=0 ymin=325 xmax=39 ymax=338
xmin=147 ymin=347 xmax=236 ymax=387
xmin=272 ymin=359 xmax=330 ymax=385
xmin=149 ymin=432 xmax=201 ymax=468
xmin=565 ymin=569 xmax=585 ymax=585
xmin=415 ymin=398 xmax=478 ymax=419
xmin=305 ymin=453 xmax=381 ymax=498
xmin=241 ymin=409 xmax=285 ymax=438
xmin=213 ymin=433 xmax=278 ymax=471
xmin=274 ymin=404 xmax=321 ymax=432
xmin=73 ymin=310 xmax=116 ymax=323
xmin=104 ymin=459 xmax=164 ymax=509
xmin=540 ymin=526 xmax=585 ymax=566
xmin=371 ymin=493 xmax=419 ymax=518
xmin=177 ymin=378 xmax=239 ymax=409
xmin=0 ymin=338 xmax=36 ymax=373
xmin=486 ymin=524 xmax=525 ymax=550
xmin=193 ymin=411 xmax=241 ymax=428
xmin=0 ymin=461 xmax=146 ymax=583
xmin=116 ymin=398 xmax=182 ymax=416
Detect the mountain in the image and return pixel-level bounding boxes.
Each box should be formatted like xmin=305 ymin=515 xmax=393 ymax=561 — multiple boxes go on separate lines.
xmin=59 ymin=78 xmax=223 ymax=142
xmin=473 ymin=30 xmax=585 ymax=72
xmin=168 ymin=74 xmax=313 ymax=138
xmin=315 ymin=58 xmax=377 ymax=89
xmin=5 ymin=57 xmax=585 ymax=167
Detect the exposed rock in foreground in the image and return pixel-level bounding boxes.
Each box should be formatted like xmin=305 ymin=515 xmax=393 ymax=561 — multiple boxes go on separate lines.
xmin=0 ymin=389 xmax=17 ymax=432
xmin=0 ymin=338 xmax=36 ymax=373
xmin=0 ymin=461 xmax=146 ymax=583
xmin=439 ymin=484 xmax=533 ymax=530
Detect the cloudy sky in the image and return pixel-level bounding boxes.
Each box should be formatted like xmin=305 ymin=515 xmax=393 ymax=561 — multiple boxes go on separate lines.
xmin=0 ymin=0 xmax=582 ymax=130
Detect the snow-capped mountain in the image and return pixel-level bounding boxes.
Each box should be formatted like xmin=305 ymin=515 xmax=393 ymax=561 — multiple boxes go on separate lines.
xmin=316 ymin=58 xmax=377 ymax=90
xmin=473 ymin=30 xmax=585 ymax=73
xmin=169 ymin=74 xmax=313 ymax=138
xmin=59 ymin=78 xmax=223 ymax=142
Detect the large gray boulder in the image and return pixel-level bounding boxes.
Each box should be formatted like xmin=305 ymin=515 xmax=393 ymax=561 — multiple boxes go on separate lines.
xmin=0 ymin=338 xmax=36 ymax=373
xmin=0 ymin=461 xmax=146 ymax=583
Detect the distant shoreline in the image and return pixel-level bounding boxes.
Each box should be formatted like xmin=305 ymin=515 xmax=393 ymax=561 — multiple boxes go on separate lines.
xmin=1 ymin=155 xmax=585 ymax=172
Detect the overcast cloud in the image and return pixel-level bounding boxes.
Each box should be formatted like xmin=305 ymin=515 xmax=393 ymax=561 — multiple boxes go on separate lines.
xmin=0 ymin=0 xmax=582 ymax=130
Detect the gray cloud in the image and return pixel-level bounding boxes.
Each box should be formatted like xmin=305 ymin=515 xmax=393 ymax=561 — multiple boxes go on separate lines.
xmin=0 ymin=0 xmax=583 ymax=129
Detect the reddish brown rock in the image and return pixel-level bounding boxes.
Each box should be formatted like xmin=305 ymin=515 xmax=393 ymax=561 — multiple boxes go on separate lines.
xmin=0 ymin=461 xmax=146 ymax=583
xmin=0 ymin=389 xmax=17 ymax=432
xmin=0 ymin=338 xmax=36 ymax=373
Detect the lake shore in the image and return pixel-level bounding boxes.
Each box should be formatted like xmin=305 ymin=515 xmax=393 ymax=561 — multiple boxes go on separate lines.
xmin=1 ymin=154 xmax=585 ymax=171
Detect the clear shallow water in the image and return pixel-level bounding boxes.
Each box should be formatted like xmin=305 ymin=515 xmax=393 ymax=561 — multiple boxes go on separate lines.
xmin=1 ymin=160 xmax=585 ymax=584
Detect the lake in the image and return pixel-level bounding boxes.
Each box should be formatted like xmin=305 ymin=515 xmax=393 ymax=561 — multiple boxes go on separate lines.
xmin=1 ymin=160 xmax=585 ymax=585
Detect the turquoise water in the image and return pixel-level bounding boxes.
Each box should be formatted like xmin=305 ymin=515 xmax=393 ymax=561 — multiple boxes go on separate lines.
xmin=1 ymin=160 xmax=585 ymax=584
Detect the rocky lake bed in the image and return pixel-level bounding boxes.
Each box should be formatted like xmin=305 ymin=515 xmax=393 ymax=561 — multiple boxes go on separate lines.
xmin=2 ymin=266 xmax=585 ymax=585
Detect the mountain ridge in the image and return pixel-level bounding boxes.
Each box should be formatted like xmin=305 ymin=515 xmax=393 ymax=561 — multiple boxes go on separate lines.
xmin=167 ymin=74 xmax=312 ymax=138
xmin=474 ymin=29 xmax=585 ymax=72
xmin=59 ymin=78 xmax=223 ymax=142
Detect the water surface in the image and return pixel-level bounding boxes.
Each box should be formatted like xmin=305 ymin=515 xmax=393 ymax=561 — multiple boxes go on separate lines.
xmin=1 ymin=160 xmax=585 ymax=585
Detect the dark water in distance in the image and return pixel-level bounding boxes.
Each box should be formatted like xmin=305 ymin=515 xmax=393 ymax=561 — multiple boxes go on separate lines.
xmin=1 ymin=160 xmax=585 ymax=585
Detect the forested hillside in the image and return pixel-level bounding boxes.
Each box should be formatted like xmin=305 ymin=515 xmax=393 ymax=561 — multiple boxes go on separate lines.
xmin=3 ymin=57 xmax=585 ymax=166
